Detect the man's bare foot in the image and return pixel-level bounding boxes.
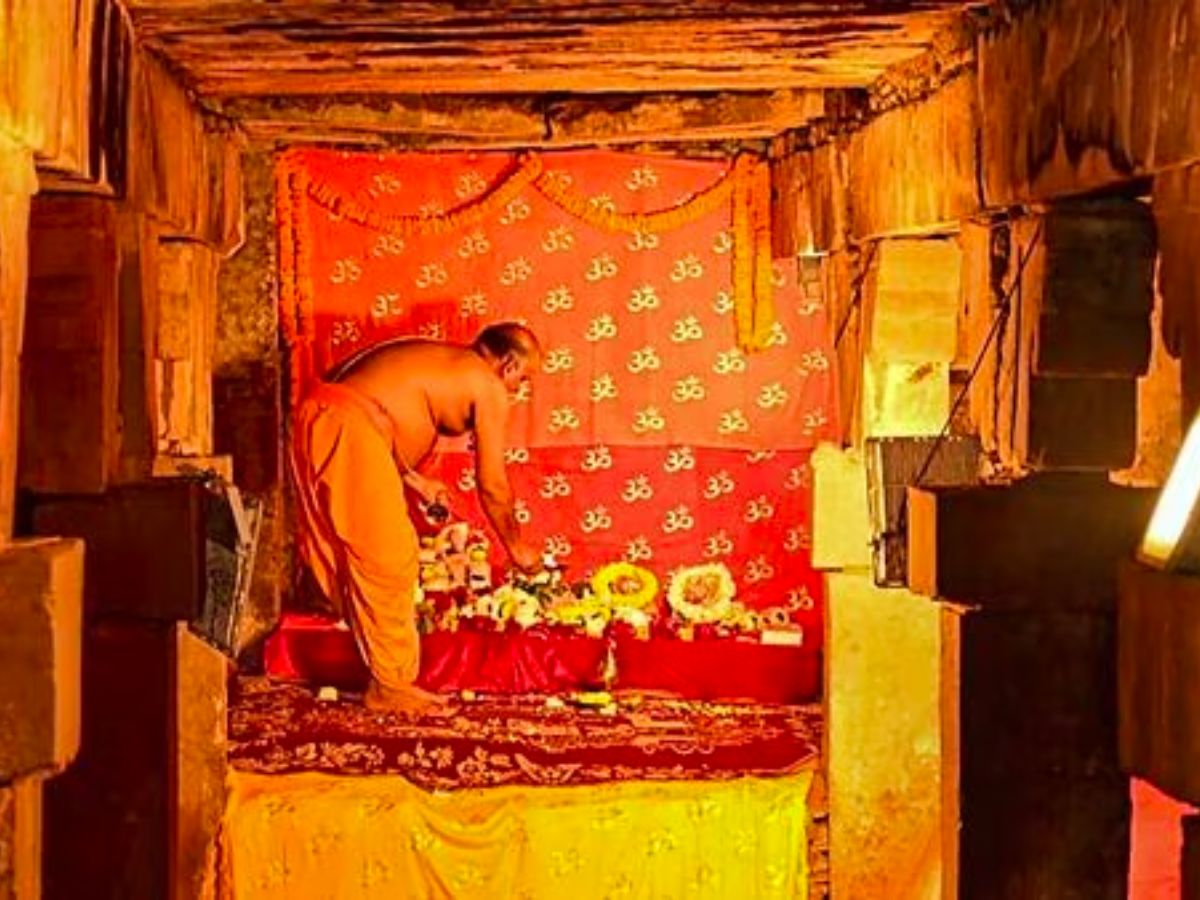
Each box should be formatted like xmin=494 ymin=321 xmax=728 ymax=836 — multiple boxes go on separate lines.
xmin=363 ymin=681 xmax=454 ymax=717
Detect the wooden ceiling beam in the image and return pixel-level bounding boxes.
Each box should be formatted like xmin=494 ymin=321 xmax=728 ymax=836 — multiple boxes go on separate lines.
xmin=118 ymin=0 xmax=976 ymax=96
xmin=219 ymin=89 xmax=827 ymax=149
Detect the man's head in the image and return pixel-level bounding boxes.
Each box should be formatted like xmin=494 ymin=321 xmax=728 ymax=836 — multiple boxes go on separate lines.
xmin=472 ymin=322 xmax=542 ymax=394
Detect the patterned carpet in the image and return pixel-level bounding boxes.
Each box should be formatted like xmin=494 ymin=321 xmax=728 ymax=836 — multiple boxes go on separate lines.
xmin=229 ymin=677 xmax=822 ymax=791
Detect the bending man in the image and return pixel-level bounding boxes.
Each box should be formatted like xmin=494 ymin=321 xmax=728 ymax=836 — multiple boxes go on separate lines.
xmin=290 ymin=322 xmax=544 ymax=714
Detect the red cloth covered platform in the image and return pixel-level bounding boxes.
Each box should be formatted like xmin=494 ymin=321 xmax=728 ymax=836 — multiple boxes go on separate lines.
xmin=229 ymin=677 xmax=822 ymax=790
xmin=264 ymin=612 xmax=821 ymax=704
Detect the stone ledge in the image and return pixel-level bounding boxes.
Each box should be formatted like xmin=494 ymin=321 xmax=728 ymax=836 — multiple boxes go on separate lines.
xmin=0 ymin=538 xmax=83 ymax=780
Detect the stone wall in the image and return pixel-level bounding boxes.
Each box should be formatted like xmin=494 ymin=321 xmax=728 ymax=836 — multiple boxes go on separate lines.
xmin=214 ymin=149 xmax=290 ymax=656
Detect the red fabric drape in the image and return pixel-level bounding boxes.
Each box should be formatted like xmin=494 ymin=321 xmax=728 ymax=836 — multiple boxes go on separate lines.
xmin=277 ymin=148 xmax=835 ymax=634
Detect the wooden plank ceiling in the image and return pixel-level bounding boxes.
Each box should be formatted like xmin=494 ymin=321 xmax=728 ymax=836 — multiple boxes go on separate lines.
xmin=120 ymin=0 xmax=982 ymax=146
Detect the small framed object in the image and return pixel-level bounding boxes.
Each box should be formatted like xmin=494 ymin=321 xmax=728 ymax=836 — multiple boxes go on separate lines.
xmin=1137 ymin=409 xmax=1200 ymax=573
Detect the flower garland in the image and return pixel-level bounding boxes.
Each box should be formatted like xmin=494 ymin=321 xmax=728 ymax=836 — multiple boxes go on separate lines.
xmin=302 ymin=153 xmax=546 ymax=239
xmin=530 ymin=162 xmax=735 ymax=235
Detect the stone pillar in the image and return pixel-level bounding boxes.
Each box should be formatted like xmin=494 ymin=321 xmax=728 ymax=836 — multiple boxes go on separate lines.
xmin=814 ymin=445 xmax=945 ymax=899
xmin=909 ymin=475 xmax=1154 ymax=899
xmin=0 ymin=141 xmax=36 ymax=543
xmin=0 ymin=537 xmax=84 ymax=900
xmin=1153 ymin=165 xmax=1200 ymax=423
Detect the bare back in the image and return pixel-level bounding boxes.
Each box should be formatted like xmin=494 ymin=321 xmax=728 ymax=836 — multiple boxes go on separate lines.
xmin=331 ymin=339 xmax=502 ymax=471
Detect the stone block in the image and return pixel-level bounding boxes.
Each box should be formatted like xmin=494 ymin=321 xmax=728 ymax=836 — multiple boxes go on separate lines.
xmin=862 ymin=358 xmax=949 ymax=438
xmin=1118 ymin=561 xmax=1200 ymax=807
xmin=0 ymin=539 xmax=83 ymax=780
xmin=825 ymin=573 xmax=943 ymax=900
xmin=0 ymin=776 xmax=43 ymax=900
xmin=19 ymin=195 xmax=120 ymax=494
xmin=1040 ymin=200 xmax=1156 ymax=318
xmin=28 ymin=480 xmax=208 ymax=622
xmin=1034 ymin=310 xmax=1151 ymax=377
xmin=867 ymin=238 xmax=961 ymax=363
xmin=1024 ymin=375 xmax=1137 ymax=470
xmin=943 ymin=602 xmax=1131 ymax=898
xmin=907 ymin=474 xmax=1154 ymax=610
xmin=44 ymin=621 xmax=228 ymax=900
xmin=172 ymin=625 xmax=228 ymax=900
xmin=810 ymin=443 xmax=871 ymax=570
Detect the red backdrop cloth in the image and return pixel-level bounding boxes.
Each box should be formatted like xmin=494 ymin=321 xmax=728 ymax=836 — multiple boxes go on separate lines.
xmin=264 ymin=612 xmax=821 ymax=705
xmin=277 ymin=147 xmax=835 ymax=638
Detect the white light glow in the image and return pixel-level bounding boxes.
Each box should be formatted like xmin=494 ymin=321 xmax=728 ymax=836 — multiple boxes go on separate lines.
xmin=1139 ymin=409 xmax=1200 ymax=568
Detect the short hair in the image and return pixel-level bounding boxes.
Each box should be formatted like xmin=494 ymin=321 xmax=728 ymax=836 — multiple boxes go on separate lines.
xmin=472 ymin=322 xmax=541 ymax=361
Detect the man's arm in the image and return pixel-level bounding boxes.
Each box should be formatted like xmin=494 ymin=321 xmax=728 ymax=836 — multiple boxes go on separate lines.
xmin=472 ymin=376 xmax=540 ymax=571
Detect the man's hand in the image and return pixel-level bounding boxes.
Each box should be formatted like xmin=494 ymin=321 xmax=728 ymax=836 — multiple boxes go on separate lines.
xmin=509 ymin=541 xmax=543 ymax=575
xmin=405 ymin=472 xmax=451 ymax=508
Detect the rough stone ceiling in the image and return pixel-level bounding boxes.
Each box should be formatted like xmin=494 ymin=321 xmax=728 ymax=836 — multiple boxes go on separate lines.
xmin=119 ymin=0 xmax=984 ymax=145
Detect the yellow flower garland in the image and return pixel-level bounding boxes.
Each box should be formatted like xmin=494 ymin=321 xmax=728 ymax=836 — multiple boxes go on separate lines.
xmin=590 ymin=562 xmax=659 ymax=612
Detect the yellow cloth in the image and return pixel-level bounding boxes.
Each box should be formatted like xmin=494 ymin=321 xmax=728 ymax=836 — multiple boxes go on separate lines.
xmin=289 ymin=381 xmax=420 ymax=691
xmin=219 ymin=769 xmax=812 ymax=900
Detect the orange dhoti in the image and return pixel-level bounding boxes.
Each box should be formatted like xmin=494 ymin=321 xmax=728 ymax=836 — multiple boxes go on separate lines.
xmin=289 ymin=382 xmax=421 ymax=692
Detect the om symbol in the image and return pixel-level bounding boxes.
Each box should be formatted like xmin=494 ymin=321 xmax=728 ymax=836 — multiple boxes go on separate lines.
xmin=627 ymin=285 xmax=660 ymax=313
xmin=671 ymin=376 xmax=706 ymax=404
xmin=662 ymin=505 xmax=695 ymax=534
xmin=621 ymin=475 xmax=654 ymax=503
xmin=455 ymin=171 xmax=487 ymax=199
xmin=713 ymin=349 xmax=747 ymax=375
xmin=625 ymin=165 xmax=659 ymax=191
xmin=584 ymin=253 xmax=619 ymax=282
xmin=582 ymin=446 xmax=613 ymax=472
xmin=371 ymin=234 xmax=405 ymax=257
xmin=499 ymin=257 xmax=533 ymax=286
xmin=670 ymin=316 xmax=704 ymax=343
xmin=543 ymin=348 xmax=575 ymax=375
xmin=457 ymin=230 xmax=491 ymax=259
xmin=499 ymin=198 xmax=531 ymax=225
xmin=627 ymin=231 xmax=660 ymax=252
xmin=704 ymin=530 xmax=734 ymax=558
xmin=624 ymin=537 xmax=653 ymax=563
xmin=757 ymin=383 xmax=789 ymax=409
xmin=547 ymin=406 xmax=581 ymax=433
xmin=330 ymin=258 xmax=362 ymax=284
xmin=541 ymin=226 xmax=575 ymax=253
xmin=712 ymin=291 xmax=734 ymax=314
xmin=703 ymin=471 xmax=735 ymax=500
xmin=590 ymin=374 xmax=618 ymax=403
xmin=542 ymin=285 xmax=575 ymax=315
xmin=581 ymin=506 xmax=613 ymax=534
xmin=540 ymin=474 xmax=571 ymax=499
xmin=415 ymin=263 xmax=448 ymax=289
xmin=745 ymin=556 xmax=776 ymax=583
xmin=627 ymin=347 xmax=662 ymax=374
xmin=459 ymin=292 xmax=488 ymax=318
xmin=631 ymin=407 xmax=666 ymax=434
xmin=717 ymin=409 xmax=750 ymax=435
xmin=744 ymin=496 xmax=776 ymax=523
xmin=371 ymin=292 xmax=403 ymax=320
xmin=669 ymin=254 xmax=704 ymax=283
xmin=712 ymin=231 xmax=733 ymax=255
xmin=585 ymin=314 xmax=618 ymax=342
xmin=663 ymin=447 xmax=696 ymax=473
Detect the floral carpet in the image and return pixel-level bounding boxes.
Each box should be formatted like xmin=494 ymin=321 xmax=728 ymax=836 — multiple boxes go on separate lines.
xmin=229 ymin=677 xmax=822 ymax=791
